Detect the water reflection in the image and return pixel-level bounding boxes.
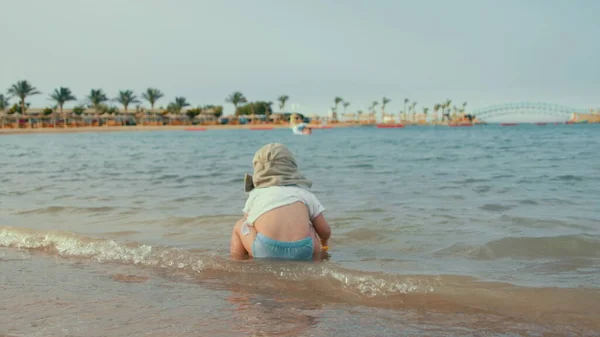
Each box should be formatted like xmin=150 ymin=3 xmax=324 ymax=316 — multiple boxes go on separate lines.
xmin=226 ymin=286 xmax=322 ymax=336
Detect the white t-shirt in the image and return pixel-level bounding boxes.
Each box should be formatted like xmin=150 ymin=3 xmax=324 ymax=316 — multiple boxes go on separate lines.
xmin=243 ymin=185 xmax=326 ymax=225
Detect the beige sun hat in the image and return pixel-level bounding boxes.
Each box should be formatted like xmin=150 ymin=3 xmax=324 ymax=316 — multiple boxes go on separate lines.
xmin=244 ymin=143 xmax=312 ymax=192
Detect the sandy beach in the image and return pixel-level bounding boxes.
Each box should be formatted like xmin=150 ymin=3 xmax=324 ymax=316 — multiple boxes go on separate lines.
xmin=0 ymin=123 xmax=359 ymax=136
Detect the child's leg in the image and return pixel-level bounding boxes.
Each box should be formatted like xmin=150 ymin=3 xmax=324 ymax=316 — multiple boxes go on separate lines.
xmin=230 ymin=217 xmax=257 ymax=259
xmin=230 ymin=218 xmax=248 ymax=259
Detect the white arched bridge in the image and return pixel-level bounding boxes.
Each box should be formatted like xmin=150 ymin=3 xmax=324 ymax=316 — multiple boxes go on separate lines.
xmin=471 ymin=102 xmax=577 ymax=122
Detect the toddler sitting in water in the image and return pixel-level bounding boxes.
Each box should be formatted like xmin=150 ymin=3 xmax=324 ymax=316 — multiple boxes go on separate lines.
xmin=230 ymin=143 xmax=331 ymax=260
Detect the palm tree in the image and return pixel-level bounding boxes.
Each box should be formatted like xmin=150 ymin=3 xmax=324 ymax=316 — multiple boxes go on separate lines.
xmin=382 ymin=97 xmax=390 ymax=122
xmin=264 ymin=101 xmax=274 ymax=121
xmin=0 ymin=94 xmax=8 ymax=110
xmin=333 ymin=97 xmax=343 ymax=121
xmin=176 ymin=97 xmax=191 ymax=109
xmin=85 ymin=89 xmax=108 ymax=126
xmin=440 ymin=104 xmax=447 ymax=122
xmin=0 ymin=94 xmax=9 ymax=128
xmin=225 ymin=91 xmax=247 ymax=115
xmin=433 ymin=104 xmax=440 ymax=123
xmin=169 ymin=97 xmax=191 ymax=118
xmin=115 ymin=90 xmax=139 ymax=113
xmin=423 ymin=107 xmax=429 ymax=124
xmin=115 ymin=90 xmax=140 ymax=126
xmin=371 ymin=101 xmax=379 ymax=116
xmin=445 ymin=99 xmax=452 ymax=121
xmin=49 ymin=87 xmax=77 ymax=128
xmin=277 ymin=95 xmax=289 ymax=113
xmin=342 ymin=101 xmax=350 ymax=120
xmin=141 ymin=88 xmax=164 ymax=113
xmin=86 ymin=89 xmax=109 ymax=114
xmin=410 ymin=102 xmax=418 ymax=123
xmin=7 ymin=80 xmax=41 ymax=127
xmin=403 ymin=98 xmax=409 ymax=122
xmin=333 ymin=97 xmax=344 ymax=111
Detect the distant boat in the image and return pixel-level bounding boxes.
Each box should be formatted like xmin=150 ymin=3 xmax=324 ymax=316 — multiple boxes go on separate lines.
xmin=291 ymin=123 xmax=312 ymax=135
xmin=290 ymin=113 xmax=312 ymax=135
xmin=534 ymin=122 xmax=547 ymax=126
xmin=500 ymin=123 xmax=518 ymax=126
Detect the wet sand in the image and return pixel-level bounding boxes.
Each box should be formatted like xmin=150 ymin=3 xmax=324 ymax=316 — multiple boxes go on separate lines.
xmin=2 ymin=247 xmax=598 ymax=337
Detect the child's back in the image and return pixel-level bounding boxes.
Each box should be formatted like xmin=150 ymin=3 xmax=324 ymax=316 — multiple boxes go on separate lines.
xmin=230 ymin=143 xmax=331 ymax=260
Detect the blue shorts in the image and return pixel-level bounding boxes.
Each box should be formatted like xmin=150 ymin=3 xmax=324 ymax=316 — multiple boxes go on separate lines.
xmin=252 ymin=233 xmax=314 ymax=260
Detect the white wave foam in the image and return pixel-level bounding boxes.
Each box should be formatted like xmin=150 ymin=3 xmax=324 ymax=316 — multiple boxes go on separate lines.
xmin=0 ymin=226 xmax=432 ymax=298
xmin=329 ymin=272 xmax=423 ymax=297
xmin=0 ymin=226 xmax=205 ymax=272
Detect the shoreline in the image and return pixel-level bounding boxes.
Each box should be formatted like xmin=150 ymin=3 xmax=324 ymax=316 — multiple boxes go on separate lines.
xmin=0 ymin=123 xmax=360 ymax=136
xmin=1 ymin=121 xmax=589 ymax=136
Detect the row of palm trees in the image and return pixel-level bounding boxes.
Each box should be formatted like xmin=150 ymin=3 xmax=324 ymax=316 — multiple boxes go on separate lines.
xmin=328 ymin=96 xmax=473 ymax=124
xmin=1 ymin=80 xmax=474 ymax=128
xmin=1 ymin=82 xmax=174 ymax=115
xmin=0 ymin=83 xmax=300 ymax=128
xmin=0 ymin=81 xmax=179 ymax=126
xmin=225 ymin=91 xmax=293 ymax=118
xmin=0 ymin=81 xmax=293 ymax=121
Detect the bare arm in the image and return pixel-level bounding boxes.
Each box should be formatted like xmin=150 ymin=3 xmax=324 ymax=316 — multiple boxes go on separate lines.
xmin=312 ymin=213 xmax=331 ymax=242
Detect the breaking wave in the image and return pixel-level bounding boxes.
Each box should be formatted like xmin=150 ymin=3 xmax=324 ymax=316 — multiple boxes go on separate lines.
xmin=0 ymin=226 xmax=432 ymax=298
xmin=2 ymin=225 xmax=600 ymax=324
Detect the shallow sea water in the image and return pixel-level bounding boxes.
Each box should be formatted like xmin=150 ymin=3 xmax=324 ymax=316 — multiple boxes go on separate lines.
xmin=1 ymin=124 xmax=599 ymax=336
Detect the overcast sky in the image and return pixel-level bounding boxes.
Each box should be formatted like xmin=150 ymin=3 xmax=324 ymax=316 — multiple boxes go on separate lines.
xmin=1 ymin=0 xmax=598 ymax=121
